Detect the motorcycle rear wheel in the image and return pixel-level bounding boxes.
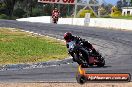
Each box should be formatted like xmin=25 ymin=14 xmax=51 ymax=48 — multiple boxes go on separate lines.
xmin=97 ymin=57 xmax=105 ymax=67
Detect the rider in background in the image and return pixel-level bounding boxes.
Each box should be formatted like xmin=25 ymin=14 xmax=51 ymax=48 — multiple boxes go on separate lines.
xmin=63 ymin=32 xmax=99 ymax=62
xmin=52 ymin=8 xmax=60 ymax=24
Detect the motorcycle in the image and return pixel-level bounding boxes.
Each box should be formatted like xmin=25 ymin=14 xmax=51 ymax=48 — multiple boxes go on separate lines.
xmin=52 ymin=16 xmax=58 ymax=24
xmin=52 ymin=13 xmax=59 ymax=24
xmin=68 ymin=41 xmax=105 ymax=68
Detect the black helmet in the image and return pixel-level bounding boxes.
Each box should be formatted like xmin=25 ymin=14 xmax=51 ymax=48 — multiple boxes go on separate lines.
xmin=64 ymin=32 xmax=73 ymax=42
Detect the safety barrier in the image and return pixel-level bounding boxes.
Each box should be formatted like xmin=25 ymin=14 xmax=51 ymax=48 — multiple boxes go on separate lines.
xmin=16 ymin=16 xmax=132 ymax=30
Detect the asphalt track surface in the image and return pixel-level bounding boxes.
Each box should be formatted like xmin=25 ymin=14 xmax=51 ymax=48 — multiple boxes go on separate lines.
xmin=0 ymin=20 xmax=132 ymax=82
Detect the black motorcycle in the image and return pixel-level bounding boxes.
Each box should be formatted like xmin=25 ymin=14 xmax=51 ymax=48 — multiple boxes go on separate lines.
xmin=68 ymin=41 xmax=105 ymax=67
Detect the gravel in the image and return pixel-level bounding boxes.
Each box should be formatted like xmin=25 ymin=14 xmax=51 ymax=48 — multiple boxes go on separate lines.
xmin=0 ymin=83 xmax=132 ymax=87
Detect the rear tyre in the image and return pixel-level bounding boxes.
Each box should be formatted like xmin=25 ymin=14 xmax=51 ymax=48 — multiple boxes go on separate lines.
xmin=97 ymin=58 xmax=105 ymax=67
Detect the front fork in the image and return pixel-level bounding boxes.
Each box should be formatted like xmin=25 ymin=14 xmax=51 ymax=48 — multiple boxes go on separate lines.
xmin=70 ymin=51 xmax=86 ymax=65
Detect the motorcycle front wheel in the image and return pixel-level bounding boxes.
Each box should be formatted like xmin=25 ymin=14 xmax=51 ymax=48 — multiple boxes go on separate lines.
xmin=73 ymin=48 xmax=89 ymax=66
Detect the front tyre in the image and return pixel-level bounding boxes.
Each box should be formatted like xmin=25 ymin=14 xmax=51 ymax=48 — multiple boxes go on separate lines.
xmin=76 ymin=74 xmax=87 ymax=84
xmin=73 ymin=48 xmax=89 ymax=65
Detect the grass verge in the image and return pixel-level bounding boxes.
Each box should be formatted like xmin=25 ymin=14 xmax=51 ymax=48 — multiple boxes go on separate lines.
xmin=112 ymin=16 xmax=132 ymax=20
xmin=0 ymin=27 xmax=68 ymax=65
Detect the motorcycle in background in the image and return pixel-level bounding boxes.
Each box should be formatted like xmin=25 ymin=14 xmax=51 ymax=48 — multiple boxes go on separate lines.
xmin=52 ymin=13 xmax=59 ymax=24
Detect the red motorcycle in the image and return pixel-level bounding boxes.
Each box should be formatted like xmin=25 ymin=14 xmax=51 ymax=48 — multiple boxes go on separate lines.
xmin=52 ymin=13 xmax=59 ymax=24
xmin=68 ymin=41 xmax=105 ymax=67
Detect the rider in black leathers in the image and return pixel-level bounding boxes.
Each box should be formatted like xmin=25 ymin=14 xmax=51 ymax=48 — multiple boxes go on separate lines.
xmin=64 ymin=32 xmax=99 ymax=65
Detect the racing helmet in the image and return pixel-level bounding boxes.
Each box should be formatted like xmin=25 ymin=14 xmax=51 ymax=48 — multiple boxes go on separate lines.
xmin=54 ymin=8 xmax=58 ymax=11
xmin=64 ymin=32 xmax=73 ymax=42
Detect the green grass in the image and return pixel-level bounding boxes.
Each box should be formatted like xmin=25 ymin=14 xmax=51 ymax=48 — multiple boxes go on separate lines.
xmin=0 ymin=28 xmax=68 ymax=65
xmin=112 ymin=16 xmax=132 ymax=20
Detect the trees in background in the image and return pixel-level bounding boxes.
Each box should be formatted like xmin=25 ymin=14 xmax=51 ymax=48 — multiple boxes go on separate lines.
xmin=116 ymin=0 xmax=132 ymax=11
xmin=0 ymin=1 xmax=7 ymax=15
xmin=0 ymin=0 xmax=74 ymax=19
xmin=110 ymin=6 xmax=121 ymax=17
xmin=77 ymin=9 xmax=95 ymax=18
xmin=0 ymin=0 xmax=48 ymax=19
xmin=1 ymin=0 xmax=121 ymax=19
xmin=89 ymin=0 xmax=98 ymax=4
xmin=1 ymin=0 xmax=17 ymax=19
xmin=116 ymin=0 xmax=123 ymax=11
xmin=100 ymin=3 xmax=113 ymax=16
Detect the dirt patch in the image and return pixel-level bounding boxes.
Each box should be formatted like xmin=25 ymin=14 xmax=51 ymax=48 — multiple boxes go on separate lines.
xmin=0 ymin=83 xmax=132 ymax=87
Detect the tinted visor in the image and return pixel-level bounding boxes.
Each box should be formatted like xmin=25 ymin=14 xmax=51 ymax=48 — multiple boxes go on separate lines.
xmin=64 ymin=36 xmax=69 ymax=41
